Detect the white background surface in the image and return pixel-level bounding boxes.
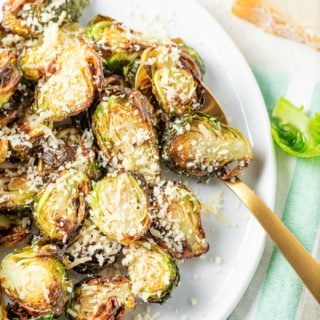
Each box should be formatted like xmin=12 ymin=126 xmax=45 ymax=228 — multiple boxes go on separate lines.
xmin=196 ymin=0 xmax=320 ymax=318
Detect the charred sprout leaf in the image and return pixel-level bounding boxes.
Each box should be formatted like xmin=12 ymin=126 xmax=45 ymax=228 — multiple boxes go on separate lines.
xmin=34 ymin=38 xmax=103 ymax=122
xmin=171 ymin=38 xmax=205 ymax=78
xmin=123 ymin=240 xmax=179 ymax=303
xmin=6 ymin=304 xmax=55 ymax=320
xmin=33 ymin=170 xmax=90 ymax=242
xmin=85 ymin=15 xmax=157 ymax=72
xmin=92 ymin=87 xmax=160 ymax=185
xmin=0 ymin=213 xmax=31 ymax=247
xmin=151 ymin=181 xmax=208 ymax=259
xmin=0 ymin=49 xmax=21 ymax=108
xmin=1 ymin=0 xmax=89 ymax=37
xmin=67 ymin=276 xmax=136 ymax=320
xmin=63 ymin=219 xmax=121 ymax=274
xmin=0 ymin=173 xmax=40 ymax=210
xmin=272 ymin=97 xmax=320 ymax=157
xmin=135 ymin=45 xmax=204 ymax=117
xmin=0 ymin=137 xmax=9 ymax=163
xmin=88 ymin=172 xmax=151 ymax=245
xmin=162 ymin=113 xmax=253 ymax=180
xmin=0 ymin=245 xmax=72 ymax=317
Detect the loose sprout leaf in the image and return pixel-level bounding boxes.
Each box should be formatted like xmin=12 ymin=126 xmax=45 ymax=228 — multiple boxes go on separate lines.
xmin=88 ymin=172 xmax=151 ymax=245
xmin=0 ymin=245 xmax=72 ymax=317
xmin=0 ymin=213 xmax=31 ymax=247
xmin=272 ymin=97 xmax=320 ymax=157
xmin=67 ymin=276 xmax=136 ymax=320
xmin=151 ymin=180 xmax=209 ymax=259
xmin=123 ymin=240 xmax=179 ymax=303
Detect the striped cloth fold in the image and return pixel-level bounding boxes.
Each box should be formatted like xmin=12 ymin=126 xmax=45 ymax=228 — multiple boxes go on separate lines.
xmin=230 ymin=66 xmax=320 ymax=320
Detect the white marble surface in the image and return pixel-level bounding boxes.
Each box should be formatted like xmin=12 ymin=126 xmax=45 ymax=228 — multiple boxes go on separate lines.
xmin=196 ymin=0 xmax=320 ymax=319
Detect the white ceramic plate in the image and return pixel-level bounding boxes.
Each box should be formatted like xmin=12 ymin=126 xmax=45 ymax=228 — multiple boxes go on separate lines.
xmin=0 ymin=0 xmax=276 ymax=319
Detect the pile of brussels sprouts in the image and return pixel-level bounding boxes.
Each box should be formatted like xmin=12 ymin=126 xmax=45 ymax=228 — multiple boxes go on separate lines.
xmin=0 ymin=1 xmax=253 ymax=319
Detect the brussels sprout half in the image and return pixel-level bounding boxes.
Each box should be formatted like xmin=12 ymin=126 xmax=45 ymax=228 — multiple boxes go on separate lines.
xmin=0 ymin=173 xmax=39 ymax=210
xmin=88 ymin=172 xmax=151 ymax=245
xmin=92 ymin=87 xmax=160 ymax=186
xmin=67 ymin=276 xmax=136 ymax=320
xmin=0 ymin=213 xmax=31 ymax=247
xmin=1 ymin=0 xmax=89 ymax=37
xmin=63 ymin=219 xmax=122 ymax=274
xmin=0 ymin=49 xmax=21 ymax=108
xmin=0 ymin=245 xmax=72 ymax=317
xmin=85 ymin=15 xmax=157 ymax=72
xmin=33 ymin=169 xmax=90 ymax=243
xmin=135 ymin=45 xmax=204 ymax=117
xmin=150 ymin=181 xmax=208 ymax=259
xmin=162 ymin=113 xmax=253 ymax=180
xmin=123 ymin=240 xmax=179 ymax=303
xmin=34 ymin=38 xmax=103 ymax=122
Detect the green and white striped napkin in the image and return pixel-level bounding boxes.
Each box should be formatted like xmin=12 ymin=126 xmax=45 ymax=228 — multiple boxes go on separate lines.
xmin=230 ymin=66 xmax=320 ymax=320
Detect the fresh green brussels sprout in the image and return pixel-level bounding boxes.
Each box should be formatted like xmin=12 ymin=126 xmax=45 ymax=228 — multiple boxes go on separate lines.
xmin=63 ymin=219 xmax=122 ymax=274
xmin=88 ymin=172 xmax=151 ymax=245
xmin=0 ymin=49 xmax=21 ymax=108
xmin=150 ymin=181 xmax=208 ymax=259
xmin=123 ymin=240 xmax=179 ymax=303
xmin=34 ymin=38 xmax=103 ymax=122
xmin=171 ymin=38 xmax=205 ymax=78
xmin=1 ymin=0 xmax=89 ymax=37
xmin=92 ymin=86 xmax=160 ymax=185
xmin=162 ymin=113 xmax=253 ymax=180
xmin=0 ymin=245 xmax=72 ymax=317
xmin=33 ymin=169 xmax=90 ymax=243
xmin=67 ymin=276 xmax=136 ymax=319
xmin=0 ymin=213 xmax=31 ymax=247
xmin=0 ymin=173 xmax=39 ymax=210
xmin=135 ymin=45 xmax=204 ymax=117
xmin=85 ymin=15 xmax=157 ymax=72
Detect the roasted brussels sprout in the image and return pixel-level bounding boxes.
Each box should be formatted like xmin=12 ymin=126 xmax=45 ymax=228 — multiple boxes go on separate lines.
xmin=0 ymin=213 xmax=31 ymax=247
xmin=162 ymin=113 xmax=253 ymax=180
xmin=150 ymin=181 xmax=208 ymax=259
xmin=88 ymin=172 xmax=151 ymax=245
xmin=1 ymin=0 xmax=89 ymax=37
xmin=34 ymin=38 xmax=103 ymax=122
xmin=123 ymin=240 xmax=179 ymax=303
xmin=135 ymin=45 xmax=204 ymax=117
xmin=0 ymin=173 xmax=40 ymax=210
xmin=64 ymin=219 xmax=121 ymax=274
xmin=20 ymin=23 xmax=82 ymax=82
xmin=6 ymin=303 xmax=54 ymax=320
xmin=0 ymin=49 xmax=21 ymax=108
xmin=85 ymin=15 xmax=156 ymax=72
xmin=92 ymin=87 xmax=160 ymax=185
xmin=0 ymin=245 xmax=72 ymax=316
xmin=67 ymin=276 xmax=136 ymax=319
xmin=33 ymin=169 xmax=90 ymax=242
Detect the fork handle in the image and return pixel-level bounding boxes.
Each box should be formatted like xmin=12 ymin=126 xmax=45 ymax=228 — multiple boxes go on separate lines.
xmin=225 ymin=177 xmax=320 ymax=302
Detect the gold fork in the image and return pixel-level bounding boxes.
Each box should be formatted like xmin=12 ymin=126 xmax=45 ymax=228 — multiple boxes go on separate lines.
xmin=201 ymin=84 xmax=320 ymax=303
